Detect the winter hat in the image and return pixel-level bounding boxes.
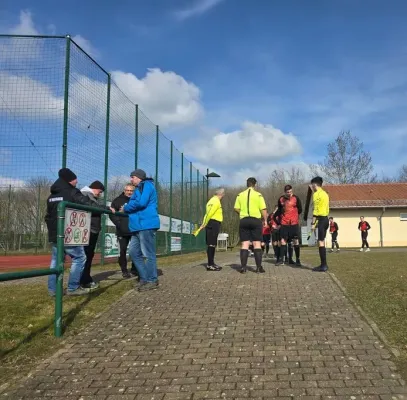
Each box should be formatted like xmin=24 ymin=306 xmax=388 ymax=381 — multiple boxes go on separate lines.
xmin=58 ymin=168 xmax=77 ymax=183
xmin=130 ymin=169 xmax=147 ymax=180
xmin=89 ymin=180 xmax=105 ymax=191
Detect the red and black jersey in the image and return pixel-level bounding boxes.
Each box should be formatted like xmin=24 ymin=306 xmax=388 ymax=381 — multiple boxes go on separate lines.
xmin=262 ymin=225 xmax=271 ymax=235
xmin=277 ymin=194 xmax=302 ymax=225
xmin=329 ymin=221 xmax=339 ymax=233
xmin=358 ymin=221 xmax=371 ymax=231
xmin=268 ymin=212 xmax=280 ymax=230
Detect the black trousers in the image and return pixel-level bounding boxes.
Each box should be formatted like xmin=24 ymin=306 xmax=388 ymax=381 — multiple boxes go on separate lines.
xmin=81 ymin=232 xmax=99 ymax=285
xmin=117 ymin=235 xmax=137 ymax=274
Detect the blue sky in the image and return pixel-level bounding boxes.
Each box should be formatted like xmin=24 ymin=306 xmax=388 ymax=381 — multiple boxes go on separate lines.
xmin=1 ymin=0 xmax=407 ymax=186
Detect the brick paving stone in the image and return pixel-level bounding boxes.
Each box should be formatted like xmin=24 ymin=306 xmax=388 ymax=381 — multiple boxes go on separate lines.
xmin=1 ymin=252 xmax=407 ymax=399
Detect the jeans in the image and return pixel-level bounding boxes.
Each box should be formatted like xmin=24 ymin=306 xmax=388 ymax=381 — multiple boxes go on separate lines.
xmin=81 ymin=232 xmax=99 ymax=286
xmin=48 ymin=244 xmax=87 ymax=293
xmin=117 ymin=235 xmax=138 ymax=274
xmin=128 ymin=230 xmax=158 ymax=283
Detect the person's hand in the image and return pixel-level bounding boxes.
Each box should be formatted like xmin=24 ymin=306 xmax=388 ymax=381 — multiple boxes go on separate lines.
xmin=263 ymin=220 xmax=268 ymax=228
xmin=200 ymin=224 xmax=206 ymax=230
xmin=119 ymin=206 xmax=124 ymax=213
xmin=110 ymin=207 xmax=116 ymax=214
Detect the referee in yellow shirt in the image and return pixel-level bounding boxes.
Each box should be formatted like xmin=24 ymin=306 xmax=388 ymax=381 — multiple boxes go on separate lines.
xmin=234 ymin=177 xmax=268 ymax=274
xmin=310 ymin=176 xmax=330 ymax=272
xmin=200 ymin=188 xmax=225 ymax=271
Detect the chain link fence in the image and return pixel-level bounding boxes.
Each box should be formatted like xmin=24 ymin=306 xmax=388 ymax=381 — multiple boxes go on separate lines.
xmin=0 ymin=35 xmax=207 ymax=259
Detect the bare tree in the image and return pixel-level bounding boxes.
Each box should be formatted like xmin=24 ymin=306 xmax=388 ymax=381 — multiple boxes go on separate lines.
xmin=399 ymin=165 xmax=407 ymax=182
xmin=310 ymin=130 xmax=375 ymax=184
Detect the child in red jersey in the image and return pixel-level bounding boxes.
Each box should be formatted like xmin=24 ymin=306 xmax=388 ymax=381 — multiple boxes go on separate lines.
xmin=329 ymin=217 xmax=340 ymax=252
xmin=358 ymin=216 xmax=371 ymax=252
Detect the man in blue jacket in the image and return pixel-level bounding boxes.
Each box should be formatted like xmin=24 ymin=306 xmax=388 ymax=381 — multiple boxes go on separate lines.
xmin=122 ymin=169 xmax=160 ymax=292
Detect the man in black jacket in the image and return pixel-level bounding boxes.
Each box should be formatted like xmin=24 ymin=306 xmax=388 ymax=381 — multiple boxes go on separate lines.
xmin=109 ymin=184 xmax=138 ymax=278
xmin=45 ymin=168 xmax=112 ymax=296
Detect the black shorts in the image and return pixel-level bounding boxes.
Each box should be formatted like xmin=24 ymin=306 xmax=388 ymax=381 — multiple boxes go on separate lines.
xmin=271 ymin=230 xmax=280 ymax=243
xmin=361 ymin=231 xmax=368 ymax=240
xmin=239 ymin=217 xmax=263 ymax=243
xmin=316 ymin=217 xmax=329 ymax=241
xmin=205 ymin=219 xmax=221 ymax=246
xmin=280 ymin=224 xmax=300 ymax=241
xmin=262 ymin=234 xmax=271 ymax=243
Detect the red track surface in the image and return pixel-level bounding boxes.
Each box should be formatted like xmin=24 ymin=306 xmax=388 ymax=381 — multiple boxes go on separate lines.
xmin=0 ymin=254 xmax=102 ymax=272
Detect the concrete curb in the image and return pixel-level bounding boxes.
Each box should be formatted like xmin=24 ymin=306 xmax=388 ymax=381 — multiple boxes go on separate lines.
xmin=328 ymin=271 xmax=401 ymax=358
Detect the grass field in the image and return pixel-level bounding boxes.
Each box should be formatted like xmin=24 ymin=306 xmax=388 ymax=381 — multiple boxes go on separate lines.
xmin=0 ymin=251 xmax=206 ymax=391
xmin=301 ymin=247 xmax=407 ymax=378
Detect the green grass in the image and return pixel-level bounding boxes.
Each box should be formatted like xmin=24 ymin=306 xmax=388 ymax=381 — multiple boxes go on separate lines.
xmin=0 ymin=251 xmax=206 ymax=392
xmin=301 ymin=248 xmax=407 ymax=378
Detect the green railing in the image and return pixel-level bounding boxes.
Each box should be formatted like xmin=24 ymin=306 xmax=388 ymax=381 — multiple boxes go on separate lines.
xmin=0 ymin=201 xmax=127 ymax=337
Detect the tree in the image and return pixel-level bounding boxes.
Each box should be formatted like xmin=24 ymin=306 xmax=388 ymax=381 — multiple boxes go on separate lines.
xmin=311 ymin=130 xmax=375 ymax=184
xmin=399 ymin=165 xmax=407 ymax=182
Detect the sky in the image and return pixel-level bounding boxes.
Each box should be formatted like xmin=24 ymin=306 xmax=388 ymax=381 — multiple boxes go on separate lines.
xmin=1 ymin=0 xmax=407 ymax=187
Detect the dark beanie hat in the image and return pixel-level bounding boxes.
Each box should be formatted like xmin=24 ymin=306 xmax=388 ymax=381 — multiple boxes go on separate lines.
xmin=130 ymin=169 xmax=147 ymax=180
xmin=58 ymin=168 xmax=77 ymax=183
xmin=89 ymin=180 xmax=105 ymax=191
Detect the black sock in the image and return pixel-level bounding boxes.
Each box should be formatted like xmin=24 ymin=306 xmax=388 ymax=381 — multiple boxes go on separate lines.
xmin=276 ymin=246 xmax=280 ymax=259
xmin=319 ymin=246 xmax=327 ymax=266
xmin=288 ymin=244 xmax=293 ymax=260
xmin=240 ymin=249 xmax=249 ymax=268
xmin=261 ymin=245 xmax=265 ymax=254
xmin=336 ymin=242 xmax=340 ymax=249
xmin=332 ymin=242 xmax=335 ymax=249
xmin=281 ymin=244 xmax=287 ymax=260
xmin=294 ymin=245 xmax=300 ymax=260
xmin=207 ymin=246 xmax=215 ymax=266
xmin=253 ymin=249 xmax=263 ymax=269
xmin=265 ymin=243 xmax=270 ymax=254
xmin=273 ymin=245 xmax=278 ymax=257
xmin=366 ymin=241 xmax=369 ymax=248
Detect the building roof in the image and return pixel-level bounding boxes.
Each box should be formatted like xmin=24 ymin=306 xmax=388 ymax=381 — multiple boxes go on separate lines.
xmin=324 ymin=183 xmax=407 ymax=209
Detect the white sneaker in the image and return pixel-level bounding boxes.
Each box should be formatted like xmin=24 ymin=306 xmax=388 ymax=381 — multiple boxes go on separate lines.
xmin=365 ymin=248 xmax=370 ymax=252
xmin=336 ymin=249 xmax=340 ymax=252
xmin=329 ymin=249 xmax=334 ymax=253
xmin=360 ymin=248 xmax=364 ymax=252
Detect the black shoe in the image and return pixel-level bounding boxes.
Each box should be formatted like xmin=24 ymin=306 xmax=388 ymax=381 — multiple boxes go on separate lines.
xmin=122 ymin=272 xmax=132 ymax=279
xmin=240 ymin=267 xmax=247 ymax=274
xmin=138 ymin=281 xmax=159 ymax=291
xmin=130 ymin=270 xmax=139 ymax=277
xmin=275 ymin=258 xmax=283 ymax=266
xmin=288 ymin=258 xmax=295 ymax=265
xmin=295 ymin=259 xmax=302 ymax=267
xmin=256 ymin=266 xmax=265 ymax=273
xmin=207 ymin=265 xmax=221 ymax=271
xmin=312 ymin=265 xmax=328 ymax=272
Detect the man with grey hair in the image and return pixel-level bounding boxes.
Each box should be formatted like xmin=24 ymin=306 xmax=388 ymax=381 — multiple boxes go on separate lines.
xmin=200 ymin=187 xmax=225 ymax=271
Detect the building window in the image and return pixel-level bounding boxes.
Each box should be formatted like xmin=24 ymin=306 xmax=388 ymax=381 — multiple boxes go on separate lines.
xmin=401 ymin=213 xmax=407 ymax=221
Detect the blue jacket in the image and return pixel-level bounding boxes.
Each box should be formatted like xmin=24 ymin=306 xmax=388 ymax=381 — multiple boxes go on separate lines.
xmin=123 ymin=179 xmax=160 ymax=232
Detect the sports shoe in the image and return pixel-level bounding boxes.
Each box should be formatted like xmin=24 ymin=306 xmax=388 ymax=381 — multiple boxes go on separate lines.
xmin=256 ymin=266 xmax=265 ymax=273
xmin=329 ymin=249 xmax=334 ymax=253
xmin=240 ymin=267 xmax=247 ymax=274
xmin=122 ymin=272 xmax=132 ymax=279
xmin=365 ymin=248 xmax=371 ymax=252
xmin=67 ymin=287 xmax=91 ymax=296
xmin=138 ymin=281 xmax=159 ymax=292
xmin=312 ymin=265 xmax=328 ymax=272
xmin=295 ymin=259 xmax=302 ymax=267
xmin=336 ymin=249 xmax=340 ymax=252
xmin=207 ymin=265 xmax=221 ymax=271
xmin=360 ymin=248 xmax=364 ymax=252
xmin=288 ymin=258 xmax=295 ymax=265
xmin=82 ymin=281 xmax=99 ymax=290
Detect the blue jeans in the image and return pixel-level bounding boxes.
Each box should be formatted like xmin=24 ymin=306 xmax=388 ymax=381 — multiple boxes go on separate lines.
xmin=128 ymin=230 xmax=158 ymax=283
xmin=48 ymin=244 xmax=87 ymax=293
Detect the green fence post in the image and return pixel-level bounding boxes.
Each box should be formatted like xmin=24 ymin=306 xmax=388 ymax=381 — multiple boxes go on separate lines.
xmin=135 ymin=104 xmax=139 ymax=169
xmin=180 ymin=153 xmax=184 ymax=253
xmin=100 ymin=73 xmax=111 ymax=267
xmin=55 ymin=202 xmax=66 ymax=337
xmin=189 ymin=162 xmax=192 ymax=249
xmin=62 ymin=35 xmax=71 ymax=168
xmin=35 ymin=185 xmax=41 ymax=254
xmin=196 ymin=170 xmax=200 ymax=249
xmin=5 ymin=185 xmax=11 ymax=255
xmin=169 ymin=141 xmax=173 ymax=254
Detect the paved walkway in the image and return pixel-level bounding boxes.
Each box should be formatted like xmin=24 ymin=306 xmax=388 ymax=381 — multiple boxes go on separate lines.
xmin=2 ymin=252 xmax=407 ymax=400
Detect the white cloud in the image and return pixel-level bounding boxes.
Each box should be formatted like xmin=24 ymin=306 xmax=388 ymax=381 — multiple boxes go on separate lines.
xmin=185 ymin=121 xmax=302 ymax=167
xmin=72 ymin=34 xmax=100 ymax=59
xmin=111 ymin=69 xmax=203 ymax=128
xmin=174 ymin=0 xmax=224 ymax=21
xmin=8 ymin=10 xmax=39 ymax=35
xmin=0 ymin=176 xmax=25 ymax=187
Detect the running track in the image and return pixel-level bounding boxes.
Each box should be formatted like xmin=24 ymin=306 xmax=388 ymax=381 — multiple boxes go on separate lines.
xmin=0 ymin=253 xmax=103 ymax=272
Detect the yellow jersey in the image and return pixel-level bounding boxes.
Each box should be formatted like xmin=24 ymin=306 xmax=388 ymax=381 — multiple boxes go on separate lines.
xmin=203 ymin=196 xmax=223 ymax=225
xmin=312 ymin=187 xmax=330 ymax=217
xmin=234 ymin=188 xmax=267 ymax=219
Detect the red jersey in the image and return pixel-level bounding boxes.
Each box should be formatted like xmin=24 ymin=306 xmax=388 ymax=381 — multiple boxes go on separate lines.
xmin=262 ymin=225 xmax=271 ymax=235
xmin=358 ymin=221 xmax=370 ymax=231
xmin=329 ymin=221 xmax=338 ymax=233
xmin=277 ymin=195 xmax=302 ymax=225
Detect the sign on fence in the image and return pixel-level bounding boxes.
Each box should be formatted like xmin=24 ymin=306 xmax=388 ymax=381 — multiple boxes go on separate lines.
xmin=170 ymin=236 xmax=182 ymax=252
xmin=64 ymin=208 xmax=91 ymax=246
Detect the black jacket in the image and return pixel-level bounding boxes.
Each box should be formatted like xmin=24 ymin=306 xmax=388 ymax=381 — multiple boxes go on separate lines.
xmin=80 ymin=186 xmax=106 ymax=234
xmin=45 ymin=178 xmax=108 ymax=243
xmin=109 ymin=192 xmax=132 ymax=236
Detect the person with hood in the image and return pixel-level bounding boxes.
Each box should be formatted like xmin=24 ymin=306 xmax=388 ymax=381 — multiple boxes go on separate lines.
xmin=121 ymin=169 xmax=160 ymax=292
xmin=45 ymin=168 xmax=113 ymax=296
xmin=80 ymin=180 xmax=107 ymax=289
xmin=109 ymin=183 xmax=139 ymax=278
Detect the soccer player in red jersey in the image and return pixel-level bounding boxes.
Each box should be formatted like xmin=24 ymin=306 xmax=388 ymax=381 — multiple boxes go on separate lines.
xmin=358 ymin=216 xmax=371 ymax=252
xmin=329 ymin=217 xmax=340 ymax=252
